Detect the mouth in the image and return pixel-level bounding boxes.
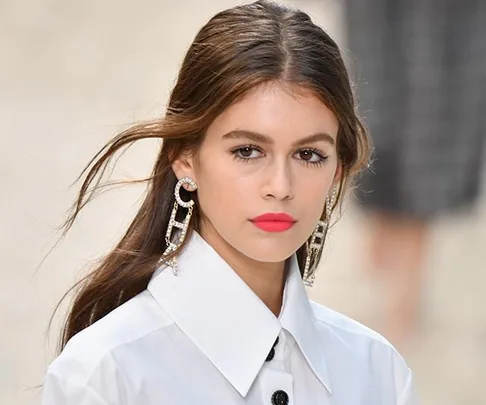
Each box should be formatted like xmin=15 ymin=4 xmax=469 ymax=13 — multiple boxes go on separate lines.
xmin=250 ymin=213 xmax=296 ymax=232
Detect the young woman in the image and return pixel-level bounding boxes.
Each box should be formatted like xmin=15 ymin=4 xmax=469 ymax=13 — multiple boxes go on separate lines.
xmin=42 ymin=1 xmax=418 ymax=404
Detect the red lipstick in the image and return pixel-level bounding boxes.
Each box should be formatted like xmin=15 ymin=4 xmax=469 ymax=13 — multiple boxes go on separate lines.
xmin=250 ymin=213 xmax=296 ymax=232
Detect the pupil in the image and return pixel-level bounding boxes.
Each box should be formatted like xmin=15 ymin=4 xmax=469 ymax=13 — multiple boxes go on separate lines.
xmin=241 ymin=147 xmax=252 ymax=157
xmin=301 ymin=151 xmax=311 ymax=160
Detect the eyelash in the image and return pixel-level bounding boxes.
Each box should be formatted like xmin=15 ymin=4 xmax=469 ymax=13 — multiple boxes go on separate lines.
xmin=230 ymin=144 xmax=329 ymax=167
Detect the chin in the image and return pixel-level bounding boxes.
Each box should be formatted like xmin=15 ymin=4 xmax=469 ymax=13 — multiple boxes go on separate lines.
xmin=239 ymin=238 xmax=298 ymax=263
xmin=205 ymin=222 xmax=304 ymax=263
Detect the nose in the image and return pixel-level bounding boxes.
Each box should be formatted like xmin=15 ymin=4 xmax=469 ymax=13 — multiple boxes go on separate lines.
xmin=262 ymin=158 xmax=294 ymax=201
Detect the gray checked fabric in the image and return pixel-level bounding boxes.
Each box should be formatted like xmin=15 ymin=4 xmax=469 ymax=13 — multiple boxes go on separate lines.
xmin=344 ymin=0 xmax=486 ymax=219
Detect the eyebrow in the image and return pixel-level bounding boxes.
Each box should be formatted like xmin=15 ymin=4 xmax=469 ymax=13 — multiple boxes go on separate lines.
xmin=221 ymin=129 xmax=335 ymax=146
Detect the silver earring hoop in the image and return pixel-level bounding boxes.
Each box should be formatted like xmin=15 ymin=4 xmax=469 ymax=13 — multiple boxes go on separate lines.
xmin=159 ymin=177 xmax=197 ymax=275
xmin=325 ymin=186 xmax=338 ymax=221
xmin=303 ymin=187 xmax=338 ymax=287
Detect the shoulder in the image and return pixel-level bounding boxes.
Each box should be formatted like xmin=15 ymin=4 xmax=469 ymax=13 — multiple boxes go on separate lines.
xmin=309 ymin=301 xmax=416 ymax=402
xmin=310 ymin=300 xmax=390 ymax=346
xmin=310 ymin=299 xmax=402 ymax=360
xmin=46 ymin=290 xmax=173 ymax=384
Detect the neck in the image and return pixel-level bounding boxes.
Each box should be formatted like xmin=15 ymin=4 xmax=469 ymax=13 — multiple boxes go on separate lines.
xmin=199 ymin=226 xmax=286 ymax=317
xmin=233 ymin=258 xmax=286 ymax=317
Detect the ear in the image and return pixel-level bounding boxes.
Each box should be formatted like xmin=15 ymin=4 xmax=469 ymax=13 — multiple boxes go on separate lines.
xmin=171 ymin=153 xmax=197 ymax=190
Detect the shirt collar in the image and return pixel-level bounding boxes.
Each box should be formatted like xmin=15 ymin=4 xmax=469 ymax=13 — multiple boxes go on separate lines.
xmin=148 ymin=231 xmax=333 ymax=396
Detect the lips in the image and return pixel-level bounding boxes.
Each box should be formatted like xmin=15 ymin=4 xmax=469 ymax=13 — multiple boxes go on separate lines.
xmin=250 ymin=213 xmax=296 ymax=232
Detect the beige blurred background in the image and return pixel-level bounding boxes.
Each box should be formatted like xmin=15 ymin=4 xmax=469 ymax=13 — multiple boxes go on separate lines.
xmin=1 ymin=1 xmax=485 ymax=404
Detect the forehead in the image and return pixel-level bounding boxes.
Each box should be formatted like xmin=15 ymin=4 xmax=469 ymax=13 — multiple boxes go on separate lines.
xmin=206 ymin=82 xmax=339 ymax=142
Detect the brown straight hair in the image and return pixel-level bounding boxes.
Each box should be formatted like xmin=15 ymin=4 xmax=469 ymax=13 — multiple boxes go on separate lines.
xmin=53 ymin=0 xmax=371 ymax=352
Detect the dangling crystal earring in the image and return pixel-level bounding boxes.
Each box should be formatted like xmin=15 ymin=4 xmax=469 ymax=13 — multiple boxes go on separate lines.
xmin=303 ymin=187 xmax=338 ymax=287
xmin=159 ymin=177 xmax=197 ymax=275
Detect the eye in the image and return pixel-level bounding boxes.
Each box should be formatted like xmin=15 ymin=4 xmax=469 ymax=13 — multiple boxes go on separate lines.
xmin=231 ymin=145 xmax=264 ymax=160
xmin=294 ymin=148 xmax=328 ymax=165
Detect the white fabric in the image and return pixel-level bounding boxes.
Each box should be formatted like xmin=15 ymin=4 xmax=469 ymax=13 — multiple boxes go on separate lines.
xmin=42 ymin=232 xmax=418 ymax=404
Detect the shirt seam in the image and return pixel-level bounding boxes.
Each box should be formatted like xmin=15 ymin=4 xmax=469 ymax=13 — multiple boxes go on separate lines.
xmin=313 ymin=313 xmax=391 ymax=346
xmin=47 ymin=370 xmax=112 ymax=405
xmin=83 ymin=384 xmax=111 ymax=404
xmin=59 ymin=322 xmax=175 ymax=388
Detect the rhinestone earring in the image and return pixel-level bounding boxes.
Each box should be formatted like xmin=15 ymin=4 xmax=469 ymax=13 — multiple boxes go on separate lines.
xmin=303 ymin=187 xmax=338 ymax=287
xmin=159 ymin=177 xmax=197 ymax=275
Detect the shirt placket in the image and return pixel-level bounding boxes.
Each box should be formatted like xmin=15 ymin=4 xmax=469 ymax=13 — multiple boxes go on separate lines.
xmin=258 ymin=331 xmax=294 ymax=405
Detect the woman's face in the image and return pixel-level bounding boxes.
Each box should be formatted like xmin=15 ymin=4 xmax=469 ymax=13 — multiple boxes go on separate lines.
xmin=173 ymin=82 xmax=340 ymax=263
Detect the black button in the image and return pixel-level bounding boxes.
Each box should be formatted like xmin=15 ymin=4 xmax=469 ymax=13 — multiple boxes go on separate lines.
xmin=271 ymin=390 xmax=289 ymax=405
xmin=265 ymin=337 xmax=280 ymax=362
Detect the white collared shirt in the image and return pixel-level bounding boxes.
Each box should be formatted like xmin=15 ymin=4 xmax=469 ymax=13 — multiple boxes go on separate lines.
xmin=42 ymin=232 xmax=418 ymax=405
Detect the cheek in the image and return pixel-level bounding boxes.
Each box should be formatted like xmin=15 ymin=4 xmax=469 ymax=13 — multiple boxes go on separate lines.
xmin=295 ymin=164 xmax=336 ymax=217
xmin=300 ymin=182 xmax=327 ymax=218
xmin=194 ymin=153 xmax=246 ymax=215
